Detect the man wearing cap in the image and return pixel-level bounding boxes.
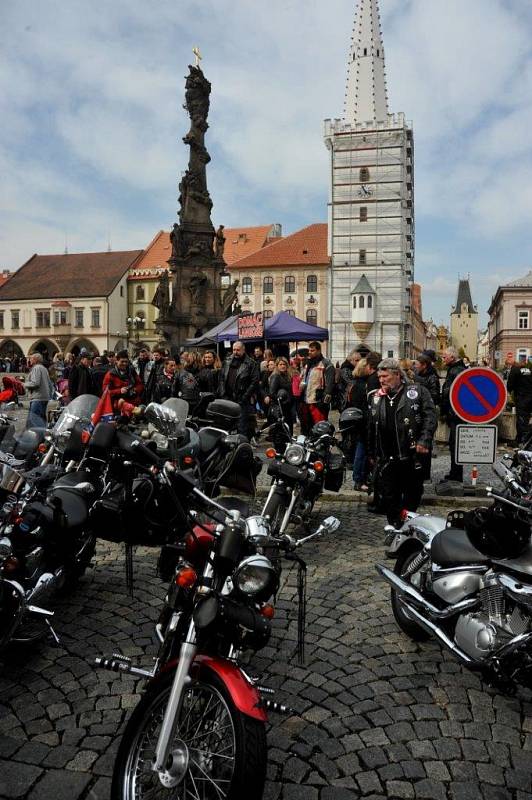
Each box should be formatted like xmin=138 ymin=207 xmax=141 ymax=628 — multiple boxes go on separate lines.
xmin=368 ymin=358 xmax=437 ymax=528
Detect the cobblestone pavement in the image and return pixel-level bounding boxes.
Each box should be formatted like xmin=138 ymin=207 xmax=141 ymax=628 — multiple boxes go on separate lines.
xmin=2 ymin=503 xmax=532 ymax=799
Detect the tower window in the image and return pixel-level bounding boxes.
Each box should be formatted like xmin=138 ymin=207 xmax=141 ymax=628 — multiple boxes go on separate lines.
xmin=360 ymin=207 xmax=368 ymax=222
xmin=363 ymin=48 xmax=367 ymax=56
xmin=359 ymin=296 xmax=365 ymax=309
xmin=359 ymin=167 xmax=370 ymax=182
xmin=359 ymin=249 xmax=366 ymax=265
xmin=377 ymin=49 xmax=380 ymax=56
xmin=367 ymin=295 xmax=373 ymax=309
xmin=352 ymin=296 xmax=357 ymax=309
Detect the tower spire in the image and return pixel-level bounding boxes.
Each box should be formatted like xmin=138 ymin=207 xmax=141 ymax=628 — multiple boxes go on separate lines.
xmin=344 ymin=0 xmax=388 ymax=124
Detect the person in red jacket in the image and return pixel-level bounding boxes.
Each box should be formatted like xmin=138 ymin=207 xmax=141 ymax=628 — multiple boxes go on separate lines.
xmin=102 ymin=350 xmax=143 ymax=413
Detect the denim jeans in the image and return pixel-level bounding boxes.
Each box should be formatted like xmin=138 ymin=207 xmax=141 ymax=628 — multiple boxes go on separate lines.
xmin=352 ymin=439 xmax=367 ymax=484
xmin=26 ymin=400 xmax=48 ymax=429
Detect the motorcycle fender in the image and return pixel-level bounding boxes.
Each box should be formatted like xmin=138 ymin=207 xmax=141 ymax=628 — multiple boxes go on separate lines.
xmin=385 ymin=515 xmax=445 ymax=559
xmin=158 ymin=654 xmax=267 ymax=722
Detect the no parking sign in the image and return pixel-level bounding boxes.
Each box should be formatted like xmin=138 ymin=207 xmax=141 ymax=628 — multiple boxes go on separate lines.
xmin=450 ymin=368 xmax=507 ymax=424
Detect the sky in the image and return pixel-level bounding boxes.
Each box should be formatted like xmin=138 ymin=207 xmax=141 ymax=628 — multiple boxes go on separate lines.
xmin=1 ymin=0 xmax=532 ymax=327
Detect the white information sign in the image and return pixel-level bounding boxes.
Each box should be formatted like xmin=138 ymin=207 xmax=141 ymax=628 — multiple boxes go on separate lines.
xmin=455 ymin=425 xmax=498 ymax=465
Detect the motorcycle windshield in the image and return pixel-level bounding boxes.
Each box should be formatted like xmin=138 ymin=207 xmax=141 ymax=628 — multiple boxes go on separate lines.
xmin=53 ymin=394 xmax=99 ymax=436
xmin=162 ymin=398 xmax=189 ymax=429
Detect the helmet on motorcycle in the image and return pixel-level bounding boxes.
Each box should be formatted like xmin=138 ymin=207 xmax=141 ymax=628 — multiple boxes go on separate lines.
xmin=465 ymin=504 xmax=531 ymax=559
xmin=309 ymin=420 xmax=335 ymax=440
xmin=338 ymin=407 xmax=365 ymax=432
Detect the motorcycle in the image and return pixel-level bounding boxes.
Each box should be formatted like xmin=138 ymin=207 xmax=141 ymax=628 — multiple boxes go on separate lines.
xmin=376 ymin=455 xmax=532 ymax=692
xmin=261 ymin=397 xmax=345 ymax=534
xmin=94 ymin=462 xmax=340 ymax=800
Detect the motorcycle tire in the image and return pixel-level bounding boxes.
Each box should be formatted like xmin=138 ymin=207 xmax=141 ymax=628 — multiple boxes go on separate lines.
xmin=112 ymin=668 xmax=267 ymax=800
xmin=263 ymin=492 xmax=287 ymax=535
xmin=390 ymin=549 xmax=430 ymax=642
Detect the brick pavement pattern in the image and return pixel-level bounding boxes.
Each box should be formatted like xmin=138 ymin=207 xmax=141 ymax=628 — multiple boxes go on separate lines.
xmin=1 ymin=502 xmax=532 ymax=799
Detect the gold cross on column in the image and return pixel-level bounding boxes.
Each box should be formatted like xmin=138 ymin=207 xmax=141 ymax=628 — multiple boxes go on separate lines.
xmin=192 ymin=47 xmax=202 ymax=67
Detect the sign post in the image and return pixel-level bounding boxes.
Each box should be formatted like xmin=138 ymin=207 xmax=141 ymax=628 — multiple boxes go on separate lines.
xmin=449 ymin=368 xmax=507 ymax=469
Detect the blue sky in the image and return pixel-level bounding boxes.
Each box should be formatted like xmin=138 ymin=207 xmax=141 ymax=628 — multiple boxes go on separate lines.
xmin=2 ymin=0 xmax=532 ymax=327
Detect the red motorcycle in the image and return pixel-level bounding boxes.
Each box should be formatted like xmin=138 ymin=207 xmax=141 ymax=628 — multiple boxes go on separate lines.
xmin=95 ymin=458 xmax=339 ymax=800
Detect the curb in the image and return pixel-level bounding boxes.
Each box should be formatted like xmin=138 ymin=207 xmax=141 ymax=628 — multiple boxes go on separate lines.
xmin=253 ymin=487 xmax=484 ymax=509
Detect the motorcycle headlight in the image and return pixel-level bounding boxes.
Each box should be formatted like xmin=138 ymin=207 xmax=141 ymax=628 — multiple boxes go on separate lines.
xmin=0 ymin=536 xmax=13 ymax=559
xmin=284 ymin=444 xmax=305 ymax=466
xmin=233 ymin=555 xmax=277 ymax=598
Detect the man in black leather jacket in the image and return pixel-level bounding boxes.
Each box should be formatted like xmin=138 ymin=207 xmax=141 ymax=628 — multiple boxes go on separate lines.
xmin=369 ymin=358 xmax=437 ymax=527
xmin=218 ymin=341 xmax=260 ymax=438
xmin=440 ymin=347 xmax=466 ymax=482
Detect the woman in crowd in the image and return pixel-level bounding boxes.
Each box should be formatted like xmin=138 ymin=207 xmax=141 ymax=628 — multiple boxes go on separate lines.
xmin=181 ymin=351 xmax=201 ymax=377
xmin=267 ymin=357 xmax=294 ymax=437
xmin=197 ymin=350 xmax=221 ymax=394
xmin=260 ymin=349 xmax=274 ymax=372
xmin=345 ymin=358 xmax=370 ymax=491
xmin=173 ymin=359 xmax=200 ymax=408
xmin=260 ymin=358 xmax=276 ymax=408
xmin=414 ymin=354 xmax=441 ymax=407
xmin=154 ymin=357 xmax=178 ymax=403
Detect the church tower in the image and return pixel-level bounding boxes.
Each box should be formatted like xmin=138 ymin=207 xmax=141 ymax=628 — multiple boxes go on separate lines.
xmin=324 ymin=0 xmax=414 ymax=360
xmin=450 ymin=278 xmax=478 ymax=360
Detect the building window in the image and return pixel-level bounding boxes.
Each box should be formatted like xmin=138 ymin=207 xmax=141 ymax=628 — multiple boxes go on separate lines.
xmin=359 ymin=167 xmax=370 ymax=182
xmin=263 ymin=310 xmax=273 ymax=319
xmin=359 ymin=296 xmax=365 ymax=309
xmin=387 ymin=350 xmax=394 ymax=358
xmin=136 ymin=285 xmax=145 ymax=301
xmin=363 ymin=47 xmax=367 ymax=56
xmin=36 ymin=310 xmax=50 ymax=328
xmin=286 ymin=309 xmax=295 ymax=316
xmin=360 ymin=207 xmax=368 ymax=222
xmin=352 ymin=296 xmax=357 ymax=309
xmin=120 ymin=285 xmax=124 ymax=297
xmin=54 ymin=310 xmax=67 ymax=326
xmin=518 ymin=348 xmax=528 ymax=363
xmin=306 ymin=309 xmax=317 ymax=324
xmin=242 ymin=277 xmax=252 ymax=294
xmin=263 ymin=276 xmax=273 ymax=294
xmin=284 ymin=275 xmax=295 ymax=293
xmin=91 ymin=308 xmax=100 ymax=327
xmin=75 ymin=308 xmax=84 ymax=328
xmin=518 ymin=310 xmax=529 ymax=330
xmin=11 ymin=311 xmax=19 ymax=330
xmin=367 ymin=295 xmax=373 ymax=309
xmin=359 ymin=249 xmax=366 ymax=265
xmin=0 ymin=312 xmax=3 ymax=330
xmin=306 ymin=274 xmax=317 ymax=293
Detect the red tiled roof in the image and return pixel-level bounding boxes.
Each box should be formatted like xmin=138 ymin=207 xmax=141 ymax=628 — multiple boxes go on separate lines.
xmin=0 ymin=250 xmax=143 ymax=301
xmin=129 ymin=226 xmax=278 ymax=277
xmin=229 ymin=224 xmax=328 ymax=270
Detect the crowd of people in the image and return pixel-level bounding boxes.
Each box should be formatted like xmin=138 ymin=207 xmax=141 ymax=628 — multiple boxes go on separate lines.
xmin=12 ymin=342 xmax=532 ymax=527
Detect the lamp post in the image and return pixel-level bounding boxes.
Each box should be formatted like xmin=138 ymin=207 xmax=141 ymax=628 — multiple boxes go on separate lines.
xmin=126 ymin=316 xmax=143 ymax=355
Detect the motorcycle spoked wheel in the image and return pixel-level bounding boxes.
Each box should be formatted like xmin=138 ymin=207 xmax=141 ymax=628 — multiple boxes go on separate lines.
xmin=112 ymin=669 xmax=267 ymax=800
xmin=391 ymin=549 xmax=430 ymax=642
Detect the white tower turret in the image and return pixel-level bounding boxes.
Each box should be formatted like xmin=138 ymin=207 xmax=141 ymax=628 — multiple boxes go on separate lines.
xmin=345 ymin=0 xmax=388 ymax=124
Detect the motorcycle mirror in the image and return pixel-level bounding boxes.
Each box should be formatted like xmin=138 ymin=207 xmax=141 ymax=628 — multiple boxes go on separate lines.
xmin=321 ymin=515 xmax=341 ymax=534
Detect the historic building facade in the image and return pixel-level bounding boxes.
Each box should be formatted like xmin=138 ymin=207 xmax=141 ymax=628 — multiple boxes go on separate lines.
xmin=227 ymin=223 xmax=329 ymax=345
xmin=450 ymin=278 xmax=478 ymax=359
xmin=488 ymin=270 xmax=532 ymax=367
xmin=324 ymin=0 xmax=414 ymax=362
xmin=0 ymin=250 xmax=142 ymax=360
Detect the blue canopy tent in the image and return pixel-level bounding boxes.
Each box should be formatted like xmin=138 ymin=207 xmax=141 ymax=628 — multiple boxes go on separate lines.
xmin=188 ymin=311 xmax=329 ymax=345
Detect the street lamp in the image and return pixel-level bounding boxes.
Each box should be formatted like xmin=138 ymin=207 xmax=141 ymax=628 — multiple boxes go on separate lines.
xmin=126 ymin=316 xmax=143 ymax=354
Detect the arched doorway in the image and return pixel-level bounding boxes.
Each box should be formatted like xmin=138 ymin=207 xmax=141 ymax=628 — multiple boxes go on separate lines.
xmin=68 ymin=339 xmax=99 ymax=358
xmin=29 ymin=339 xmax=59 ymax=366
xmin=0 ymin=339 xmax=24 ymax=360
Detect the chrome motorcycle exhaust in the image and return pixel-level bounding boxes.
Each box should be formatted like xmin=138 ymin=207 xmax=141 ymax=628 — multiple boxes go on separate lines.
xmin=399 ymin=603 xmax=479 ymax=667
xmin=376 ymin=564 xmax=479 ymax=619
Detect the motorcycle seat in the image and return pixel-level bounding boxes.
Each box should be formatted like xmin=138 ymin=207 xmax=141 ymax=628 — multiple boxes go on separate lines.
xmin=216 ymin=496 xmax=250 ymax=517
xmin=48 ymin=489 xmax=89 ymax=529
xmin=431 ymin=527 xmax=489 ymax=567
xmin=198 ymin=427 xmax=225 ymax=455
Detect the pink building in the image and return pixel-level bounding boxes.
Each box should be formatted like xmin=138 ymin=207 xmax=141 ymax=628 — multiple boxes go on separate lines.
xmin=488 ymin=270 xmax=532 ymax=367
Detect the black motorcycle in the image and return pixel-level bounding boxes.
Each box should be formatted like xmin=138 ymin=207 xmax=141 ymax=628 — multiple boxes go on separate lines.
xmin=94 ymin=463 xmax=340 ymax=800
xmin=261 ymin=399 xmax=345 ymax=534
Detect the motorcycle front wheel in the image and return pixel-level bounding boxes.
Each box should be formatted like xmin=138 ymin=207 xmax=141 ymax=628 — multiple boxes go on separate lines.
xmin=112 ymin=669 xmax=267 ymax=800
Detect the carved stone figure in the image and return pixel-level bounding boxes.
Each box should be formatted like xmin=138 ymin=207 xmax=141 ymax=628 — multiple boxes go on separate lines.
xmin=188 ymin=272 xmax=208 ymax=306
xmin=214 ymin=225 xmax=226 ymax=260
xmin=222 ymin=279 xmax=239 ymax=317
xmin=152 ymin=270 xmax=170 ymax=318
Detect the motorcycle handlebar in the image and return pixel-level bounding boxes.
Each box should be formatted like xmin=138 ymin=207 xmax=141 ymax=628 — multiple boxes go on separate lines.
xmin=486 ymin=487 xmax=532 ymax=515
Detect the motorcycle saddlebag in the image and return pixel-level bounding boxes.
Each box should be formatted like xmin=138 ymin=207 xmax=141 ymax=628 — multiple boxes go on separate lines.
xmin=324 ymin=452 xmax=346 ymax=492
xmin=206 ymin=399 xmax=241 ymax=432
xmin=218 ymin=444 xmax=262 ymax=494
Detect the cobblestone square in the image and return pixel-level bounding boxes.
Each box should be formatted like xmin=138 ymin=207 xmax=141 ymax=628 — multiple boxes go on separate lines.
xmin=1 ymin=501 xmax=532 ymax=799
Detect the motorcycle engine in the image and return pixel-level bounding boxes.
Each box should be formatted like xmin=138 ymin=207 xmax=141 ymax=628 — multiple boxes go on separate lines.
xmin=454 ymin=575 xmax=531 ymax=661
